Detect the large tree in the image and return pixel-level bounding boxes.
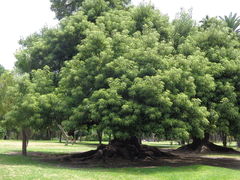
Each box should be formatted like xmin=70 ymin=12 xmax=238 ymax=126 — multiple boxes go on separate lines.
xmin=57 ymin=4 xmax=211 ymax=158
xmin=13 ymin=1 xmax=240 ymax=159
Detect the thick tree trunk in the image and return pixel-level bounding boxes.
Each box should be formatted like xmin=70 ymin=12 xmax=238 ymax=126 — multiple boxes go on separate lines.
xmin=22 ymin=129 xmax=27 ymax=156
xmin=189 ymin=133 xmax=209 ymax=150
xmin=66 ymin=136 xmax=173 ymax=162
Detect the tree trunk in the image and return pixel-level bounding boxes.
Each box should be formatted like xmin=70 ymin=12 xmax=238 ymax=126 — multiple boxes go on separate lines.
xmin=22 ymin=129 xmax=27 ymax=156
xmin=57 ymin=124 xmax=69 ymax=146
xmin=79 ymin=131 xmax=82 ymax=142
xmin=237 ymin=139 xmax=240 ymax=149
xmin=67 ymin=136 xmax=173 ymax=161
xmin=97 ymin=130 xmax=102 ymax=145
xmin=59 ymin=132 xmax=62 ymax=143
xmin=46 ymin=128 xmax=51 ymax=140
xmin=181 ymin=139 xmax=185 ymax=145
xmin=190 ymin=133 xmax=209 ymax=150
xmin=108 ymin=133 xmax=112 ymax=144
xmin=220 ymin=132 xmax=227 ymax=147
xmin=6 ymin=129 xmax=11 ymax=140
xmin=176 ymin=132 xmax=237 ymax=153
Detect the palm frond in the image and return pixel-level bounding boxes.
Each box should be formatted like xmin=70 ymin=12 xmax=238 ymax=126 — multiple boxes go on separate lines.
xmin=219 ymin=12 xmax=240 ymax=33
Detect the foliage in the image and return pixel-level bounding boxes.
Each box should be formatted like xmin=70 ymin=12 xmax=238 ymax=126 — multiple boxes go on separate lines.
xmin=50 ymin=0 xmax=131 ymax=20
xmin=11 ymin=1 xmax=240 ymax=147
xmin=2 ymin=67 xmax=58 ymax=154
xmin=50 ymin=0 xmax=83 ymax=20
xmin=57 ymin=5 xmax=209 ymax=140
xmin=172 ymin=8 xmax=196 ymax=49
xmin=0 ymin=71 xmax=14 ymax=120
xmin=0 ymin=64 xmax=5 ymax=76
xmin=178 ymin=17 xmax=240 ymax=139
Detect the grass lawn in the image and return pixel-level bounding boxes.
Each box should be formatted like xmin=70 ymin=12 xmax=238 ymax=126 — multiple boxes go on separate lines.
xmin=0 ymin=140 xmax=240 ymax=180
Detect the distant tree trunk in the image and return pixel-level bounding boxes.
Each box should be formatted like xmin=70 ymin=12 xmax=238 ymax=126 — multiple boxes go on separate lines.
xmin=97 ymin=130 xmax=102 ymax=144
xmin=6 ymin=129 xmax=11 ymax=140
xmin=181 ymin=139 xmax=185 ymax=145
xmin=57 ymin=125 xmax=69 ymax=146
xmin=220 ymin=132 xmax=227 ymax=147
xmin=22 ymin=129 xmax=27 ymax=156
xmin=108 ymin=133 xmax=112 ymax=144
xmin=237 ymin=139 xmax=240 ymax=149
xmin=59 ymin=132 xmax=62 ymax=143
xmin=79 ymin=131 xmax=82 ymax=142
xmin=46 ymin=128 xmax=51 ymax=140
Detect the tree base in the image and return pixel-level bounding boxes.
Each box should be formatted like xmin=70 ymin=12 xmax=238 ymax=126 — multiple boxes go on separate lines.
xmin=65 ymin=138 xmax=174 ymax=162
xmin=175 ymin=141 xmax=240 ymax=154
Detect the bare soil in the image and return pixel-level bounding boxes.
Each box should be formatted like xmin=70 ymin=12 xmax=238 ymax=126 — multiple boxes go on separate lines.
xmin=8 ymin=148 xmax=240 ymax=170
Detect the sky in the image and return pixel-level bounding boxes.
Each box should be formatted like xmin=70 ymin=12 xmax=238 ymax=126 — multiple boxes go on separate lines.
xmin=1 ymin=0 xmax=240 ymax=70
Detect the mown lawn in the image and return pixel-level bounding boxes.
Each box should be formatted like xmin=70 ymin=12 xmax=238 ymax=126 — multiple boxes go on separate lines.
xmin=0 ymin=140 xmax=240 ymax=180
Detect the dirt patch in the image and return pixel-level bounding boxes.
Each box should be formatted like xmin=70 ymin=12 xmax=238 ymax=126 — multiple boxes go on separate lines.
xmin=7 ymin=149 xmax=240 ymax=170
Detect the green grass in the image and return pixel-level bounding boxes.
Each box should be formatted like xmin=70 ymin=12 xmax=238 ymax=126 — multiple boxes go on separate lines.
xmin=0 ymin=140 xmax=97 ymax=154
xmin=0 ymin=140 xmax=240 ymax=180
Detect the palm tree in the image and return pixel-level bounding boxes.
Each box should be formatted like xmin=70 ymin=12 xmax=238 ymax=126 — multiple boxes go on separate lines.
xmin=219 ymin=12 xmax=240 ymax=33
xmin=200 ymin=15 xmax=210 ymax=23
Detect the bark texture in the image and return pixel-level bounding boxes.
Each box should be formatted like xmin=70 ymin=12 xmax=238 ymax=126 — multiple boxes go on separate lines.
xmin=65 ymin=137 xmax=174 ymax=162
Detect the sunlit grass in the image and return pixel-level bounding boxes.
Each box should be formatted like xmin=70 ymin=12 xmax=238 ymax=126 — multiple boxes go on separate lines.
xmin=201 ymin=153 xmax=240 ymax=158
xmin=142 ymin=141 xmax=182 ymax=149
xmin=0 ymin=140 xmax=98 ymax=154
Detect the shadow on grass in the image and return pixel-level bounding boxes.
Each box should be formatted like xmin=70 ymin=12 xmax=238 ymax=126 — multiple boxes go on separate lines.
xmin=1 ymin=152 xmax=240 ymax=172
xmin=1 ymin=153 xmax=240 ymax=180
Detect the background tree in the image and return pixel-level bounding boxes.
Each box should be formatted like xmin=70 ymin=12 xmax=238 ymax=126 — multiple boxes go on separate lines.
xmin=4 ymin=74 xmax=39 ymax=155
xmin=50 ymin=0 xmax=131 ymax=20
xmin=172 ymin=8 xmax=196 ymax=49
xmin=50 ymin=0 xmax=83 ymax=20
xmin=0 ymin=64 xmax=5 ymax=76
xmin=178 ymin=17 xmax=240 ymax=149
xmin=0 ymin=71 xmax=14 ymax=139
xmin=3 ymin=66 xmax=57 ymax=155
xmin=16 ymin=0 xmax=132 ymax=74
xmin=219 ymin=12 xmax=240 ymax=33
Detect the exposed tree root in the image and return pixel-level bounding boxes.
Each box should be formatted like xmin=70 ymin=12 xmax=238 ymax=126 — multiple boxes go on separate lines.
xmin=175 ymin=141 xmax=240 ymax=154
xmin=64 ymin=137 xmax=174 ymax=162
